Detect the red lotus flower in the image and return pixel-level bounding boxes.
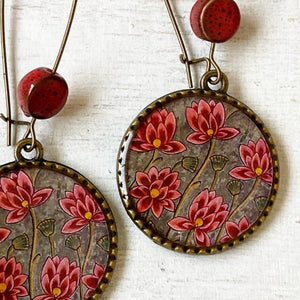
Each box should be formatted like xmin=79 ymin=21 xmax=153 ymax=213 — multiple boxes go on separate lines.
xmin=130 ymin=166 xmax=181 ymax=218
xmin=220 ymin=216 xmax=250 ymax=243
xmin=82 ymin=263 xmax=105 ymax=298
xmin=168 ymin=189 xmax=229 ymax=247
xmin=0 ymin=228 xmax=10 ymax=243
xmin=0 ymin=257 xmax=28 ymax=299
xmin=130 ymin=109 xmax=186 ymax=154
xmin=186 ymin=100 xmax=239 ymax=144
xmin=34 ymin=256 xmax=80 ymax=300
xmin=59 ymin=184 xmax=105 ymax=233
xmin=0 ymin=171 xmax=53 ymax=223
xmin=229 ymin=138 xmax=273 ymax=183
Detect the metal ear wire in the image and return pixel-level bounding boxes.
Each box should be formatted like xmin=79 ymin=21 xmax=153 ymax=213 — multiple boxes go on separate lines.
xmin=163 ymin=0 xmax=223 ymax=88
xmin=1 ymin=0 xmax=12 ymax=146
xmin=0 ymin=0 xmax=78 ymax=149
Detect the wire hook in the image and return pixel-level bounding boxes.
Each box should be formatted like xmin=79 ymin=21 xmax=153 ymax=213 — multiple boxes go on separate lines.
xmin=163 ymin=0 xmax=224 ymax=89
xmin=0 ymin=0 xmax=78 ymax=147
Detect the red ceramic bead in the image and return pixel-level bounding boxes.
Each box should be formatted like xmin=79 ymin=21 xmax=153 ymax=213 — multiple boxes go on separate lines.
xmin=190 ymin=0 xmax=240 ymax=43
xmin=17 ymin=67 xmax=68 ymax=119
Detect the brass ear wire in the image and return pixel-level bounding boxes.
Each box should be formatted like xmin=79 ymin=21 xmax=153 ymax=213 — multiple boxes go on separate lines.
xmin=163 ymin=0 xmax=223 ymax=88
xmin=0 ymin=0 xmax=78 ymax=149
xmin=1 ymin=0 xmax=12 ymax=146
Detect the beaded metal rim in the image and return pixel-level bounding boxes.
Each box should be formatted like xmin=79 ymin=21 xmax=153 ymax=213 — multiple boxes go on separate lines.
xmin=117 ymin=88 xmax=279 ymax=254
xmin=0 ymin=155 xmax=118 ymax=298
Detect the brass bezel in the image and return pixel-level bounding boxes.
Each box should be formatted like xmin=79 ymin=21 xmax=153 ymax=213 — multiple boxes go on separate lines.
xmin=117 ymin=88 xmax=279 ymax=254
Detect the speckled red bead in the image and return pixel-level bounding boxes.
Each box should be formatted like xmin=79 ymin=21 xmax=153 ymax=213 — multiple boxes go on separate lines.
xmin=17 ymin=67 xmax=68 ymax=119
xmin=190 ymin=0 xmax=240 ymax=43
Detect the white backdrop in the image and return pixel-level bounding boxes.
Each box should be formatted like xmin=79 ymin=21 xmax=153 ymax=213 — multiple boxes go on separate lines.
xmin=0 ymin=0 xmax=299 ymax=299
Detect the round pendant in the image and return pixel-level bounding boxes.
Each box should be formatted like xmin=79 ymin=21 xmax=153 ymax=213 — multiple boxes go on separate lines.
xmin=117 ymin=89 xmax=279 ymax=254
xmin=0 ymin=140 xmax=117 ymax=299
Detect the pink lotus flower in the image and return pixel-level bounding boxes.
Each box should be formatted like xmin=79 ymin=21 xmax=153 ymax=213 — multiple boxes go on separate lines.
xmin=0 ymin=171 xmax=53 ymax=223
xmin=130 ymin=109 xmax=186 ymax=154
xmin=0 ymin=228 xmax=10 ymax=243
xmin=34 ymin=256 xmax=80 ymax=300
xmin=220 ymin=216 xmax=250 ymax=243
xmin=186 ymin=100 xmax=239 ymax=144
xmin=82 ymin=263 xmax=105 ymax=298
xmin=229 ymin=138 xmax=273 ymax=183
xmin=0 ymin=257 xmax=28 ymax=299
xmin=130 ymin=166 xmax=181 ymax=218
xmin=59 ymin=184 xmax=105 ymax=233
xmin=168 ymin=189 xmax=229 ymax=247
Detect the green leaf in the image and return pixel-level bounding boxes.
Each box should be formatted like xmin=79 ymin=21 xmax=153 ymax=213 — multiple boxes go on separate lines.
xmin=65 ymin=235 xmax=81 ymax=251
xmin=182 ymin=157 xmax=198 ymax=173
xmin=37 ymin=219 xmax=55 ymax=237
xmin=227 ymin=180 xmax=243 ymax=196
xmin=256 ymin=197 xmax=268 ymax=212
xmin=97 ymin=235 xmax=110 ymax=252
xmin=12 ymin=234 xmax=29 ymax=250
xmin=210 ymin=155 xmax=228 ymax=171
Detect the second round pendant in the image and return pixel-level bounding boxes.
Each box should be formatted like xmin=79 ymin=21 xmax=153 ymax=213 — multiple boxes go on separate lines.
xmin=117 ymin=89 xmax=279 ymax=254
xmin=0 ymin=140 xmax=117 ymax=299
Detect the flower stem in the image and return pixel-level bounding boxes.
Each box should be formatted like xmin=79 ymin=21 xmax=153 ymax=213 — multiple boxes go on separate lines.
xmin=229 ymin=178 xmax=260 ymax=221
xmin=77 ymin=246 xmax=84 ymax=300
xmin=185 ymin=230 xmax=194 ymax=245
xmin=167 ymin=139 xmax=215 ymax=239
xmin=144 ymin=149 xmax=159 ymax=173
xmin=49 ymin=235 xmax=55 ymax=257
xmin=210 ymin=171 xmax=220 ymax=190
xmin=215 ymin=194 xmax=239 ymax=245
xmin=172 ymin=161 xmax=182 ymax=172
xmin=215 ymin=194 xmax=239 ymax=244
xmin=29 ymin=208 xmax=38 ymax=298
xmin=82 ymin=221 xmax=95 ymax=277
xmin=7 ymin=245 xmax=13 ymax=258
xmin=129 ymin=149 xmax=160 ymax=188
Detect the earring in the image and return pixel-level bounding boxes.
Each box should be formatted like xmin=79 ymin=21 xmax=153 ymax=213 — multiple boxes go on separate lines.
xmin=0 ymin=1 xmax=117 ymax=299
xmin=117 ymin=0 xmax=279 ymax=254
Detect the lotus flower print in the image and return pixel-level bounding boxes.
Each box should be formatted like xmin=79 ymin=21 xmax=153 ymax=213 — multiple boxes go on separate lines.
xmin=34 ymin=256 xmax=80 ymax=300
xmin=220 ymin=217 xmax=250 ymax=243
xmin=0 ymin=228 xmax=10 ymax=243
xmin=186 ymin=100 xmax=239 ymax=144
xmin=229 ymin=138 xmax=273 ymax=183
xmin=0 ymin=171 xmax=53 ymax=223
xmin=60 ymin=184 xmax=105 ymax=233
xmin=0 ymin=257 xmax=28 ymax=299
xmin=168 ymin=189 xmax=229 ymax=247
xmin=82 ymin=263 xmax=105 ymax=298
xmin=130 ymin=109 xmax=186 ymax=154
xmin=130 ymin=166 xmax=181 ymax=218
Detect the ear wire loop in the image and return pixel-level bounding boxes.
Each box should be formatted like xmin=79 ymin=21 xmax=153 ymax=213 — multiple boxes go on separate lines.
xmin=163 ymin=0 xmax=223 ymax=88
xmin=0 ymin=0 xmax=78 ymax=150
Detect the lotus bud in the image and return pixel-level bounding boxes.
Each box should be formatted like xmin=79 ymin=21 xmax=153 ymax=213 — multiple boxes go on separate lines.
xmin=227 ymin=180 xmax=243 ymax=196
xmin=210 ymin=155 xmax=228 ymax=171
xmin=37 ymin=219 xmax=55 ymax=237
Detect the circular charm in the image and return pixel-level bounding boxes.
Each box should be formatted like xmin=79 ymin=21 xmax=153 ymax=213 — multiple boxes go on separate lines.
xmin=0 ymin=143 xmax=117 ymax=299
xmin=117 ymin=89 xmax=279 ymax=254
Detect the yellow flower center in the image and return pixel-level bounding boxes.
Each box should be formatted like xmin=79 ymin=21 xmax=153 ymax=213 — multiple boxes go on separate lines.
xmin=53 ymin=287 xmax=62 ymax=297
xmin=195 ymin=218 xmax=204 ymax=227
xmin=153 ymin=139 xmax=161 ymax=148
xmin=255 ymin=167 xmax=263 ymax=176
xmin=207 ymin=129 xmax=214 ymax=136
xmin=0 ymin=283 xmax=7 ymax=293
xmin=150 ymin=188 xmax=160 ymax=199
xmin=21 ymin=200 xmax=29 ymax=208
xmin=84 ymin=211 xmax=93 ymax=220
